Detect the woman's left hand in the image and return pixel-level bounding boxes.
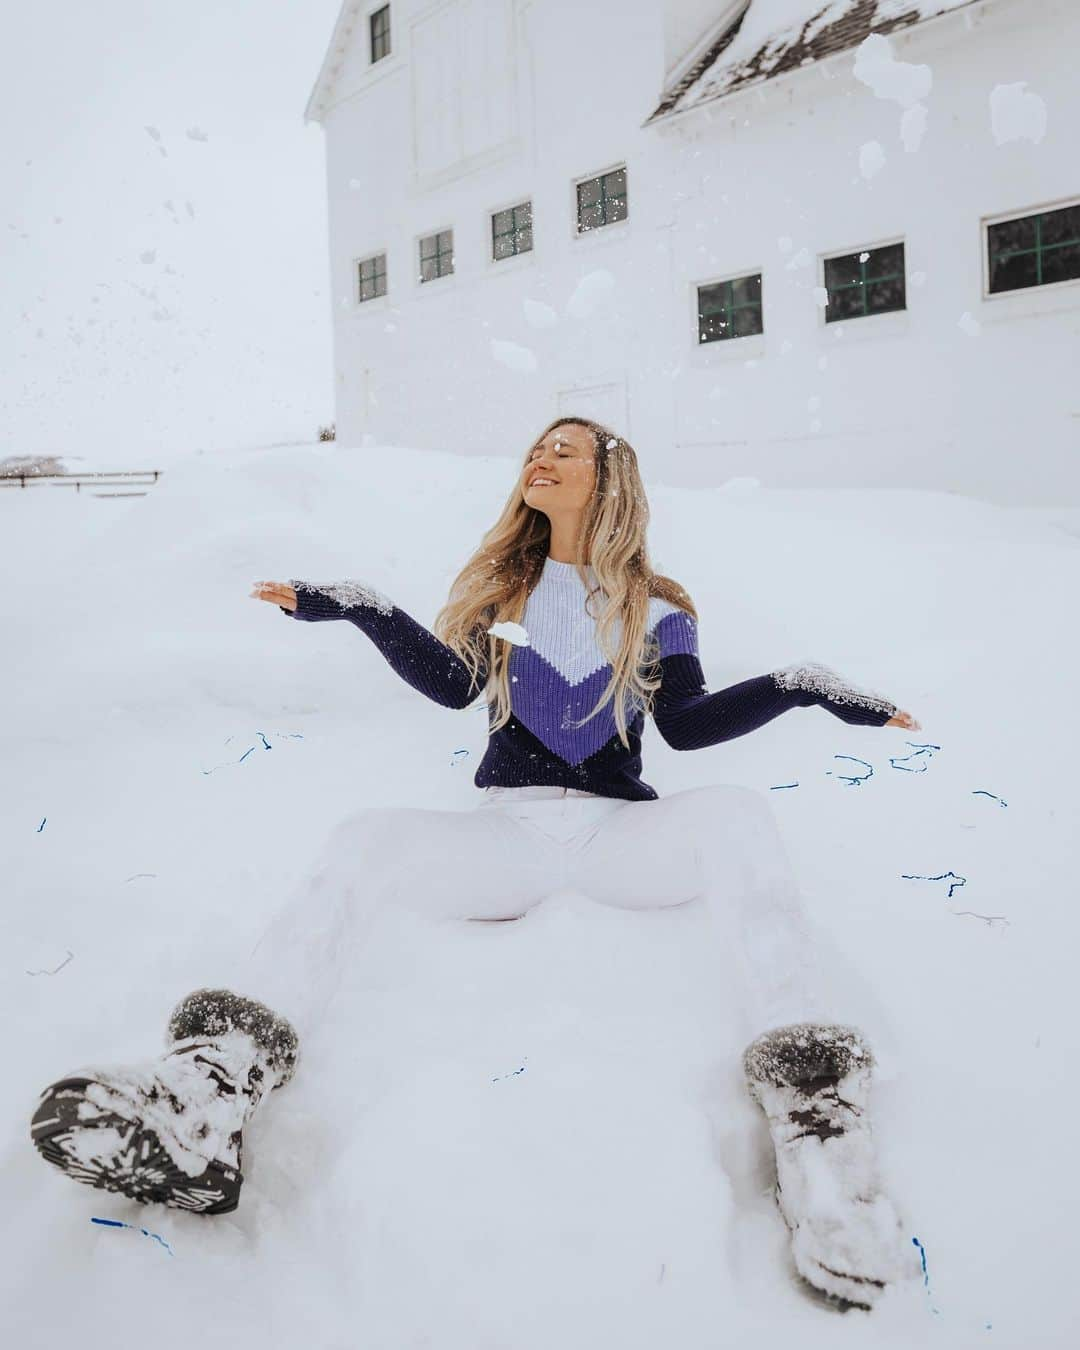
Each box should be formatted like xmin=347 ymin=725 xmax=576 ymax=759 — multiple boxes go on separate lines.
xmin=885 ymin=708 xmax=921 ymax=730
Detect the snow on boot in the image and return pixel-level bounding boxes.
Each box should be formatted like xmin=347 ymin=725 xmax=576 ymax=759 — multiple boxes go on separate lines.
xmin=30 ymin=988 xmax=299 ymax=1215
xmin=743 ymin=1022 xmax=918 ymax=1310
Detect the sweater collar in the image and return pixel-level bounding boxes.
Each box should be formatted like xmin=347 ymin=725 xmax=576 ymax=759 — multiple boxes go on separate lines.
xmin=541 ymin=556 xmax=595 ymax=583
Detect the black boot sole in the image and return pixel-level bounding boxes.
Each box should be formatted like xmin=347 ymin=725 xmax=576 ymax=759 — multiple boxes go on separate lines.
xmin=30 ymin=1076 xmax=242 ymax=1216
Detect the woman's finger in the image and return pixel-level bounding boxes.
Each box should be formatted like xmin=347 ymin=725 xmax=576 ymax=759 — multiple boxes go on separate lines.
xmin=250 ymin=580 xmax=297 ymax=610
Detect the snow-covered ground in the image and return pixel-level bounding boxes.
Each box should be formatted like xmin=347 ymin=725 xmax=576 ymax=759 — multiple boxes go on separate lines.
xmin=3 ymin=440 xmax=1078 ymax=1347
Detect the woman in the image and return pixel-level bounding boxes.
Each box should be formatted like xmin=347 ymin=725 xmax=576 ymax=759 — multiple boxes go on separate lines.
xmin=31 ymin=416 xmax=920 ymax=1310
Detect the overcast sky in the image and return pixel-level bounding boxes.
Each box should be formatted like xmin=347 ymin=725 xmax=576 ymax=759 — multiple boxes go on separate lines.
xmin=1 ymin=1 xmax=343 ymax=468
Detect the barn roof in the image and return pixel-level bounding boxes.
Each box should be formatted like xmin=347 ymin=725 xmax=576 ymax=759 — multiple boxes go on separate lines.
xmin=644 ymin=0 xmax=985 ymax=126
xmin=305 ymin=0 xmax=364 ymax=126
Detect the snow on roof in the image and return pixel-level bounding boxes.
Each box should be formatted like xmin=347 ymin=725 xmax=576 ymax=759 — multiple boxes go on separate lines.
xmin=645 ymin=0 xmax=984 ymax=125
xmin=305 ymin=0 xmax=364 ymax=125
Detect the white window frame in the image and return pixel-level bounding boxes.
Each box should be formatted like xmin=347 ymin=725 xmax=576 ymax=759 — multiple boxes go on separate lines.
xmin=353 ymin=249 xmax=390 ymax=308
xmin=690 ymin=267 xmax=765 ymax=360
xmin=815 ymin=235 xmax=909 ymax=342
xmin=570 ymin=162 xmax=630 ymax=243
xmin=484 ymin=194 xmax=536 ymax=276
xmin=367 ymin=2 xmax=394 ymax=67
xmin=414 ymin=224 xmax=456 ymax=291
xmin=981 ymin=195 xmax=1080 ymax=304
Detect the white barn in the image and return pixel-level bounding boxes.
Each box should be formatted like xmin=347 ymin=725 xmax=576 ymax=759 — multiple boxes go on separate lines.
xmin=305 ymin=0 xmax=1078 ymax=505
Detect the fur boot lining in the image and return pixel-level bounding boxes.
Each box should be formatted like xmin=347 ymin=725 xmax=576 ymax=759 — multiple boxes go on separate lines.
xmin=743 ymin=1022 xmax=874 ymax=1089
xmin=166 ymin=988 xmax=299 ymax=1088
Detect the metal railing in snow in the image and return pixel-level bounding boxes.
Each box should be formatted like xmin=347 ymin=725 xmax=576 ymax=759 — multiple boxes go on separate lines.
xmin=0 ymin=470 xmax=163 ymax=498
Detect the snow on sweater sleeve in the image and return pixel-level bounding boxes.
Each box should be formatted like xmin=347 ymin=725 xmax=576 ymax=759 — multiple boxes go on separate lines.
xmin=648 ymin=605 xmax=898 ymax=751
xmin=280 ymin=578 xmax=488 ymax=711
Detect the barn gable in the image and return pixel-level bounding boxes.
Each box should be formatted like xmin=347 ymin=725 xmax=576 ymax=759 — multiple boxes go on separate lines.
xmin=645 ymin=0 xmax=986 ymax=125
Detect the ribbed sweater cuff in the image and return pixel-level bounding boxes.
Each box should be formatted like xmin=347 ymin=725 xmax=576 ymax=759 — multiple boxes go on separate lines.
xmin=281 ymin=584 xmax=382 ymax=623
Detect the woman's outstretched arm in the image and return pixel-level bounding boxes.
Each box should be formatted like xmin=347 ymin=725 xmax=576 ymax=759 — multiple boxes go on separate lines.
xmin=258 ymin=578 xmax=488 ymax=710
xmin=649 ymin=608 xmax=909 ymax=751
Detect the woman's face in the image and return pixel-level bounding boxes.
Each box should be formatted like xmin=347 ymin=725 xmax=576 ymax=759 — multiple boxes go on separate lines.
xmin=521 ymin=424 xmax=597 ymax=517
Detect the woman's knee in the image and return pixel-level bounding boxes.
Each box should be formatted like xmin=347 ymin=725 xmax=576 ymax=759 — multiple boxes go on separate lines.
xmin=325 ymin=805 xmax=410 ymax=850
xmin=318 ymin=805 xmax=414 ymax=887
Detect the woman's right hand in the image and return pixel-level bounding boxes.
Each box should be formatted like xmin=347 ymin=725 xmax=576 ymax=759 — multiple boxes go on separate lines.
xmin=250 ymin=580 xmax=297 ymax=612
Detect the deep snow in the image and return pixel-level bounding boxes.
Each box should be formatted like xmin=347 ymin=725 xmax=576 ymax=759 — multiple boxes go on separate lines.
xmin=2 ymin=440 xmax=1078 ymax=1347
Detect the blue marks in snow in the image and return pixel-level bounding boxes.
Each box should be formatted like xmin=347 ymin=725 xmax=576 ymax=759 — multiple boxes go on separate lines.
xmin=911 ymin=1236 xmax=941 ymax=1315
xmin=972 ymin=790 xmax=1007 ymax=807
xmin=827 ymin=754 xmax=874 ymax=786
xmin=769 ymin=782 xmax=800 ymax=791
xmin=902 ymin=870 xmax=967 ymax=899
xmin=451 ymin=748 xmax=469 ymax=767
xmin=91 ymin=1216 xmax=174 ymax=1257
xmin=492 ymin=1057 xmax=527 ymax=1083
xmin=37 ymin=817 xmax=47 ymax=832
xmin=890 ymin=741 xmax=941 ymax=772
xmin=202 ymin=730 xmax=304 ymax=775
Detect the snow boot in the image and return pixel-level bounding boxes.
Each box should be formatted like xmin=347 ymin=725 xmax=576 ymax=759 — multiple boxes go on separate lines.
xmin=743 ymin=1022 xmax=918 ymax=1310
xmin=30 ymin=988 xmax=299 ymax=1215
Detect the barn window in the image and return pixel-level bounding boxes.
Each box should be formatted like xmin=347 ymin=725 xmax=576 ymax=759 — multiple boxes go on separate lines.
xmin=357 ymin=253 xmax=387 ymax=302
xmin=576 ymin=167 xmax=627 ymax=234
xmin=822 ymin=242 xmax=905 ymax=322
xmin=697 ymin=273 xmax=763 ymax=342
xmin=419 ymin=229 xmax=454 ymax=283
xmin=987 ymin=202 xmax=1080 ymax=294
xmin=492 ymin=201 xmax=533 ymax=260
xmin=370 ymin=5 xmax=391 ymax=63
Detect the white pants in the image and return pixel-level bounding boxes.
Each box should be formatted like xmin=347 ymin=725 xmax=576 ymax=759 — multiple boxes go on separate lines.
xmin=232 ymin=784 xmax=837 ymax=1048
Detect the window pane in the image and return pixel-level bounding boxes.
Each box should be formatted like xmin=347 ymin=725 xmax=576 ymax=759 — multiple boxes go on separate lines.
xmin=988 ymin=216 xmax=1036 ymax=255
xmin=605 ymin=168 xmax=626 ymax=196
xmin=824 ymin=253 xmax=862 ymax=290
xmin=699 ymin=313 xmax=731 ymax=342
xmin=1042 ymin=241 xmax=1080 ymax=286
xmin=578 ymin=179 xmax=601 ymax=208
xmin=516 ymin=224 xmax=533 ymax=253
xmin=605 ymin=194 xmax=628 ymax=225
xmin=493 ymin=208 xmax=512 ymax=234
xmin=867 ymin=275 xmax=905 ymax=313
xmin=989 ymin=249 xmax=1038 ymax=293
xmin=733 ymin=304 xmax=763 ymax=337
xmin=868 ymin=242 xmax=904 ymax=279
xmin=420 ymin=255 xmax=437 ymax=282
xmin=420 ymin=237 xmax=437 ymax=261
xmin=578 ymin=203 xmax=603 ymax=231
xmin=730 ymin=273 xmax=761 ymax=306
xmin=826 ymin=283 xmax=865 ymax=322
xmin=1041 ymin=203 xmax=1080 ymax=247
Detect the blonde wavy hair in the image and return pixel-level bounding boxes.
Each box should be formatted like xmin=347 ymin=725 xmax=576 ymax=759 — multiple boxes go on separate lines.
xmin=432 ymin=415 xmax=697 ymax=750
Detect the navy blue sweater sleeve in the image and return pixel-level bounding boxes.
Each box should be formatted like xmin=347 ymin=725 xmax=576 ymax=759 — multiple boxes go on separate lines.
xmin=649 ymin=609 xmax=897 ymax=751
xmin=280 ymin=579 xmax=488 ymax=710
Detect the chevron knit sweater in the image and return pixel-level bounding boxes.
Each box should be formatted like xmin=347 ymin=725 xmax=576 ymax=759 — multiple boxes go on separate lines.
xmin=280 ymin=557 xmax=897 ymax=802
